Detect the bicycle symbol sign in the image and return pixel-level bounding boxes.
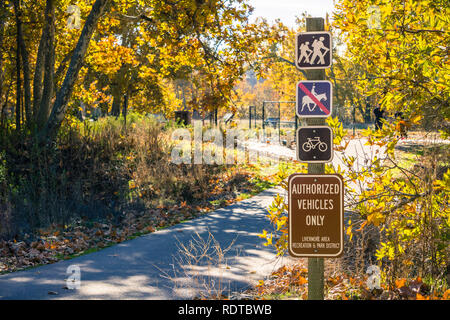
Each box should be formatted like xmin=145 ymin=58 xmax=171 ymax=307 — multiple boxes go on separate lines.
xmin=297 ymin=126 xmax=333 ymax=163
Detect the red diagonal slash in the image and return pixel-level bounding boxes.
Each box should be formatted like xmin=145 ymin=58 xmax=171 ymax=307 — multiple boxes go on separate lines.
xmin=298 ymin=82 xmax=330 ymax=115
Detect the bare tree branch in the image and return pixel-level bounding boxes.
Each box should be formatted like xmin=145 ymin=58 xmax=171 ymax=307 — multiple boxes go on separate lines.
xmin=113 ymin=12 xmax=154 ymax=23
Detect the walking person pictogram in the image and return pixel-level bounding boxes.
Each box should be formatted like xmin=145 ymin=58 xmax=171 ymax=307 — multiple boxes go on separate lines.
xmin=298 ymin=42 xmax=312 ymax=64
xmin=310 ymin=37 xmax=329 ymax=65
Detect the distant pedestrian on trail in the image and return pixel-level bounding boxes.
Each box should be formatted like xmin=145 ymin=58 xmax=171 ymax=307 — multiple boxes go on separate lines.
xmin=374 ymin=106 xmax=384 ymax=130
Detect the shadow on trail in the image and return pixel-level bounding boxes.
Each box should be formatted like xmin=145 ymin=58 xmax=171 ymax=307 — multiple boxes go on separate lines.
xmin=0 ymin=188 xmax=286 ymax=300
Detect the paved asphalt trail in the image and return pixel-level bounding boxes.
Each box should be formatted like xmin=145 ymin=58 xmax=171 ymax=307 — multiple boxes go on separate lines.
xmin=0 ymin=187 xmax=292 ymax=300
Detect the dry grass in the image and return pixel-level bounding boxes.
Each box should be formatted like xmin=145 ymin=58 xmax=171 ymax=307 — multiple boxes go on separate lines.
xmin=165 ymin=231 xmax=238 ymax=299
xmin=0 ymin=115 xmax=235 ymax=238
xmin=0 ymin=115 xmax=281 ymax=273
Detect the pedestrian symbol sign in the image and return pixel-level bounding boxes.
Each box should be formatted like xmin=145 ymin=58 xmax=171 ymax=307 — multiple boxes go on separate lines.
xmin=296 ymin=31 xmax=332 ymax=69
xmin=296 ymin=81 xmax=332 ymax=118
xmin=297 ymin=126 xmax=333 ymax=163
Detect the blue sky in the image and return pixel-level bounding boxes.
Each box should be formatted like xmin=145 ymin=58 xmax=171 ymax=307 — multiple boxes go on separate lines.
xmin=247 ymin=0 xmax=336 ymax=27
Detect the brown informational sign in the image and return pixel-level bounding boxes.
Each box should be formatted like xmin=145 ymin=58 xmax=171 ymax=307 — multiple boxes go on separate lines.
xmin=288 ymin=174 xmax=344 ymax=258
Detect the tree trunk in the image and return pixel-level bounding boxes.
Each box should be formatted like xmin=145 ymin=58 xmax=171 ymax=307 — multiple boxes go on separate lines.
xmin=122 ymin=92 xmax=129 ymax=128
xmin=111 ymin=62 xmax=127 ymax=117
xmin=33 ymin=29 xmax=46 ymax=120
xmin=19 ymin=34 xmax=31 ymax=127
xmin=54 ymin=49 xmax=74 ymax=89
xmin=13 ymin=0 xmax=31 ymax=127
xmin=1 ymin=83 xmax=11 ymax=134
xmin=356 ymin=104 xmax=372 ymax=123
xmin=15 ymin=23 xmax=21 ymax=131
xmin=111 ymin=88 xmax=122 ymax=117
xmin=122 ymin=93 xmax=128 ymax=118
xmin=36 ymin=0 xmax=55 ymax=129
xmin=39 ymin=0 xmax=110 ymax=143
xmin=364 ymin=103 xmax=372 ymax=123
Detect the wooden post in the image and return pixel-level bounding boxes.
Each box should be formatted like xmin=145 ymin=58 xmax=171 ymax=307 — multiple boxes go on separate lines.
xmin=306 ymin=17 xmax=325 ymax=301
xmin=278 ymin=102 xmax=281 ymax=144
xmin=262 ymin=101 xmax=265 ymax=130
